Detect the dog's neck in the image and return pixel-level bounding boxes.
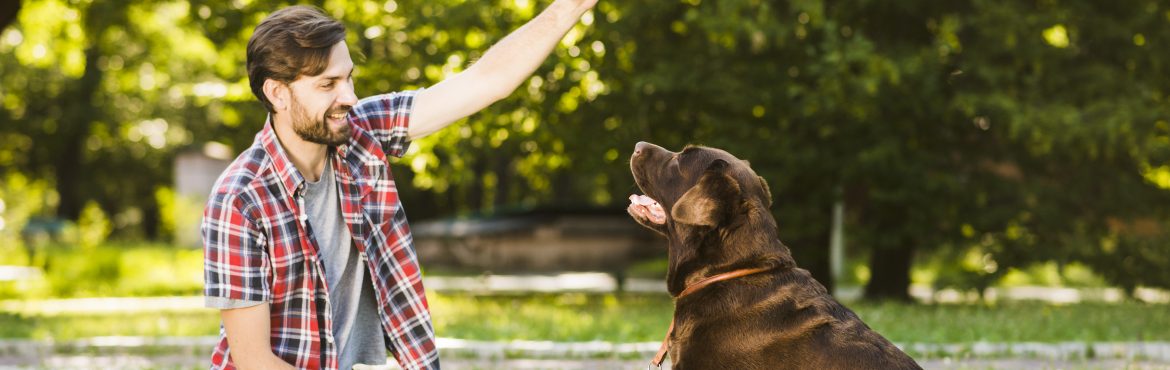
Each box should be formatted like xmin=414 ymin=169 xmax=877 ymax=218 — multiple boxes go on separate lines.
xmin=665 ymin=207 xmax=796 ymax=296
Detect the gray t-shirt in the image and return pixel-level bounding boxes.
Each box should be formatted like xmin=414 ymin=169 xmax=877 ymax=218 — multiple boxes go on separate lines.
xmin=207 ymin=159 xmax=387 ymax=369
xmin=304 ymin=159 xmax=387 ymax=369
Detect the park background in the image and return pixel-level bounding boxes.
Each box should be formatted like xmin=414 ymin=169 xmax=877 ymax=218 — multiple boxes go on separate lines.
xmin=1 ymin=0 xmax=1170 ymax=369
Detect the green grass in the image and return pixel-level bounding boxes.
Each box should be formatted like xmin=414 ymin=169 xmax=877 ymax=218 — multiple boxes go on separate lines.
xmin=0 ymin=311 xmax=222 ymax=340
xmin=857 ymin=301 xmax=1170 ymax=343
xmin=2 ymin=294 xmax=1167 ymax=344
xmin=430 ymin=293 xmax=673 ymax=342
xmin=0 ymin=242 xmax=204 ymax=299
xmin=432 ymin=294 xmax=1170 ymax=343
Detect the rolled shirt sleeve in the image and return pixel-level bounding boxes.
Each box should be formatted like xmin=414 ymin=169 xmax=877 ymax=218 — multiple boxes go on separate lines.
xmin=349 ymin=89 xmax=419 ymax=158
xmin=202 ymin=191 xmax=271 ymax=307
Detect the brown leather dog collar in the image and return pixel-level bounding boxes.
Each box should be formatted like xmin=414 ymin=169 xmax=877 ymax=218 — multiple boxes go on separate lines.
xmin=649 ymin=266 xmax=774 ymax=369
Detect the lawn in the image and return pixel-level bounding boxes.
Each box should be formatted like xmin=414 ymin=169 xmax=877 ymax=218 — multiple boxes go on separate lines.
xmin=0 ymin=243 xmax=204 ymax=299
xmin=1 ymin=245 xmax=1166 ymax=343
xmin=2 ymin=293 xmax=1167 ymax=344
xmin=0 ymin=311 xmax=222 ymax=340
xmin=431 ymin=294 xmax=1170 ymax=343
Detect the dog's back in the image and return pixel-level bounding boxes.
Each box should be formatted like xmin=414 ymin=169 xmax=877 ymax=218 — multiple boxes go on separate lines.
xmin=672 ymin=267 xmax=920 ymax=370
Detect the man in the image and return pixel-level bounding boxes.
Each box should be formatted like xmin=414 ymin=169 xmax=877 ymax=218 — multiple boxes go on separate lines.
xmin=201 ymin=1 xmax=596 ymax=369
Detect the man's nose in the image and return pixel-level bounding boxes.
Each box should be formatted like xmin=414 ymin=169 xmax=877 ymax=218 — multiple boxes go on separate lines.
xmin=338 ymin=81 xmax=358 ymax=106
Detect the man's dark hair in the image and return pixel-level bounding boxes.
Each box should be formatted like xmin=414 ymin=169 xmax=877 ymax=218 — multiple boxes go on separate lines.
xmin=246 ymin=6 xmax=346 ymax=113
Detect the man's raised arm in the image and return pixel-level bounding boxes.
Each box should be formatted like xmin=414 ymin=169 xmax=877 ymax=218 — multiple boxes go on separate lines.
xmin=408 ymin=0 xmax=597 ymax=139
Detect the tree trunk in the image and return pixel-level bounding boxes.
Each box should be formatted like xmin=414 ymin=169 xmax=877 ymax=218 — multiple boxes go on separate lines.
xmin=142 ymin=196 xmax=160 ymax=240
xmin=467 ymin=155 xmax=486 ymax=212
xmin=494 ymin=156 xmax=512 ymax=208
xmin=54 ymin=141 xmax=85 ymax=221
xmin=789 ymin=232 xmax=833 ymax=294
xmin=553 ymin=172 xmax=575 ymax=205
xmin=0 ymin=1 xmax=19 ymax=31
xmin=863 ymin=242 xmax=915 ymax=301
xmin=55 ymin=45 xmax=103 ymax=221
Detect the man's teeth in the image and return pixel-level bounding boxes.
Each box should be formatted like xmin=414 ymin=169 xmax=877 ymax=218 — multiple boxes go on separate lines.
xmin=329 ymin=113 xmax=347 ymax=119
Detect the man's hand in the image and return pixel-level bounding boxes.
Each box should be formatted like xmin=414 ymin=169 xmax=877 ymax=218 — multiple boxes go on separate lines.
xmin=408 ymin=0 xmax=598 ymax=139
xmin=221 ymin=304 xmax=297 ymax=370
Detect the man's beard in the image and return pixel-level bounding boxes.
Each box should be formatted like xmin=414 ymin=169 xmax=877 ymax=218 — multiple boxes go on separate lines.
xmin=290 ymin=94 xmax=352 ymax=146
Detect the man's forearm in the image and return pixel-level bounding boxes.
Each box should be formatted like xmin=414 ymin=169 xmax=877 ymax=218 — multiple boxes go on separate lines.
xmin=222 ymin=305 xmax=297 ymax=370
xmin=467 ymin=0 xmax=592 ymax=100
xmin=407 ymin=0 xmax=595 ymax=139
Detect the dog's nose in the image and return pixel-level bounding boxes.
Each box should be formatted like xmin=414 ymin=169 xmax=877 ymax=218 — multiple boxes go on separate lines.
xmin=634 ymin=141 xmax=649 ymax=157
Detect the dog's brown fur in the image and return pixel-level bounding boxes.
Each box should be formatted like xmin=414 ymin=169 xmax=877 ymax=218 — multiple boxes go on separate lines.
xmin=629 ymin=142 xmax=921 ymax=370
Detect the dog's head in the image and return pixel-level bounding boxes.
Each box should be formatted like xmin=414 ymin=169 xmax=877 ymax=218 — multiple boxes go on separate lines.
xmin=628 ymin=142 xmax=786 ymax=293
xmin=629 ymin=142 xmax=772 ymax=227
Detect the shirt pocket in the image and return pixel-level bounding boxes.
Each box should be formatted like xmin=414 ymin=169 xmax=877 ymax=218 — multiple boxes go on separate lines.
xmin=358 ymin=160 xmax=400 ymax=235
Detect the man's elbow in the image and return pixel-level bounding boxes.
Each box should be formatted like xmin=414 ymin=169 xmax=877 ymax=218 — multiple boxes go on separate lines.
xmin=487 ymin=87 xmax=516 ymax=104
xmin=481 ymin=79 xmax=519 ymax=104
xmin=464 ymin=66 xmax=522 ymax=103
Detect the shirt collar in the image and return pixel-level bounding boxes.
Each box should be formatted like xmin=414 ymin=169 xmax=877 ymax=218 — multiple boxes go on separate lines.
xmin=259 ymin=115 xmax=307 ymax=197
xmin=259 ymin=115 xmax=354 ymax=196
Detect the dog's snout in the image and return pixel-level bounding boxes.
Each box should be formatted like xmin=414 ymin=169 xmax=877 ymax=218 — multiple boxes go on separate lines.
xmin=634 ymin=141 xmax=650 ymax=157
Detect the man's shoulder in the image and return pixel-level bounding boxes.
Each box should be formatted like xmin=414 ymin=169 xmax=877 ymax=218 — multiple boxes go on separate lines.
xmin=353 ymin=90 xmax=418 ymax=113
xmin=347 ymin=90 xmax=418 ymax=159
xmin=206 ymin=143 xmax=274 ymax=212
xmin=349 ymin=90 xmax=418 ymax=128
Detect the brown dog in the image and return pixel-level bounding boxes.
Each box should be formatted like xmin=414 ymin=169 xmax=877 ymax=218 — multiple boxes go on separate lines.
xmin=628 ymin=142 xmax=921 ymax=370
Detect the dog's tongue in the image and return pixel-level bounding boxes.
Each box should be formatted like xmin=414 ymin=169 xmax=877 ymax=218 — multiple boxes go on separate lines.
xmin=628 ymin=194 xmax=666 ymax=224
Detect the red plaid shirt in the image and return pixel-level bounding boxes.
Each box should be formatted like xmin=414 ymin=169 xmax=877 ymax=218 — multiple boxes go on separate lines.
xmin=202 ymin=91 xmax=439 ymax=370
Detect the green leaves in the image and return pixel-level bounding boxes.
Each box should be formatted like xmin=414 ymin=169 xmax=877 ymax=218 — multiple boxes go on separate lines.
xmin=2 ymin=0 xmax=1169 ymax=291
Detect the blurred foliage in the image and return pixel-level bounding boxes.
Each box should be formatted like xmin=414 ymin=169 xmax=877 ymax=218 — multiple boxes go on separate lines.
xmin=1 ymin=0 xmax=1170 ymax=299
xmin=999 ymin=262 xmax=1108 ymax=288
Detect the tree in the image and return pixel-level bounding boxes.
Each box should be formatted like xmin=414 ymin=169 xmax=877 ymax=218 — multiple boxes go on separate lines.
xmin=933 ymin=0 xmax=1170 ymax=297
xmin=1 ymin=0 xmax=244 ymax=239
xmin=3 ymin=0 xmax=1169 ymax=299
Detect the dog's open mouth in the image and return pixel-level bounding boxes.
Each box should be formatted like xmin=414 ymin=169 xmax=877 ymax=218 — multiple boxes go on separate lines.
xmin=628 ymin=194 xmax=666 ymax=224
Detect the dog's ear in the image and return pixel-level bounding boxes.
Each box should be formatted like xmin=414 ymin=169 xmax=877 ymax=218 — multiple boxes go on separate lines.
xmin=758 ymin=176 xmax=772 ymax=208
xmin=671 ymin=159 xmax=740 ymax=226
xmin=741 ymin=159 xmax=771 ymax=207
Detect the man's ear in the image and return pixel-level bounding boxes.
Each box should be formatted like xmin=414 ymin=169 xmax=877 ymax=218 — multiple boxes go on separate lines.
xmin=263 ymin=79 xmax=290 ymax=111
xmin=671 ymin=159 xmax=740 ymax=226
